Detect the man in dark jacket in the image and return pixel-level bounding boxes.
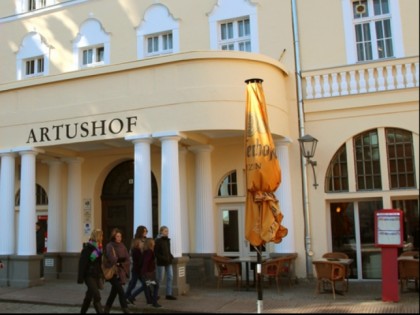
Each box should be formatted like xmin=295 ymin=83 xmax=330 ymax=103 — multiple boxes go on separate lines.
xmin=154 ymin=226 xmax=177 ymax=300
xmin=77 ymin=229 xmax=105 ymax=314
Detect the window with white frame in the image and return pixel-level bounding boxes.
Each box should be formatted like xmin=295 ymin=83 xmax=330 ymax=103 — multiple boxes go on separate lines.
xmin=25 ymin=56 xmax=44 ymax=77
xmin=219 ymin=17 xmax=251 ymax=51
xmin=81 ymin=46 xmax=104 ymax=67
xmin=342 ymin=0 xmax=403 ymax=63
xmin=208 ymin=0 xmax=258 ymax=53
xmin=28 ymin=0 xmax=47 ymax=11
xmin=353 ymin=0 xmax=393 ymax=61
xmin=136 ymin=4 xmax=179 ymax=60
xmin=73 ymin=19 xmax=110 ymax=70
xmin=145 ymin=32 xmax=173 ymax=56
xmin=16 ymin=32 xmax=50 ymax=80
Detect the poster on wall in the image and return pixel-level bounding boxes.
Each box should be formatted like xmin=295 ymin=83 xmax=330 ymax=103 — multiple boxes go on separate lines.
xmin=83 ymin=199 xmax=92 ymax=236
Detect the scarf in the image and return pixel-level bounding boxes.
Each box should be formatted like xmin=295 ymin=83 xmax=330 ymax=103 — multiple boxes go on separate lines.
xmin=89 ymin=240 xmax=103 ymax=262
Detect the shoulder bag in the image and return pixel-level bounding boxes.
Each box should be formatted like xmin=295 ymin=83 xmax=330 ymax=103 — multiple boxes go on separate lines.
xmin=102 ymin=246 xmax=118 ymax=280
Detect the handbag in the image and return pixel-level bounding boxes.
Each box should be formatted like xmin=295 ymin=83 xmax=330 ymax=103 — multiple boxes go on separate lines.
xmin=102 ymin=246 xmax=118 ymax=280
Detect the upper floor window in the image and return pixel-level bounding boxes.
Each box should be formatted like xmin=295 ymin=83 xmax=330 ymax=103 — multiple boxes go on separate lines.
xmin=16 ymin=32 xmax=50 ymax=80
xmin=219 ymin=17 xmax=251 ymax=51
xmin=353 ymin=0 xmax=394 ymax=61
xmin=209 ymin=0 xmax=259 ymax=53
xmin=342 ymin=0 xmax=403 ymax=63
xmin=325 ymin=128 xmax=417 ymax=193
xmin=386 ymin=128 xmax=416 ymax=189
xmin=81 ymin=45 xmax=104 ymax=67
xmin=354 ymin=129 xmax=382 ymax=190
xmin=15 ymin=184 xmax=48 ymax=206
xmin=326 ymin=144 xmax=348 ymax=192
xmin=146 ymin=32 xmax=173 ymax=56
xmin=28 ymin=0 xmax=47 ymax=11
xmin=25 ymin=56 xmax=44 ymax=77
xmin=137 ymin=4 xmax=179 ymax=59
xmin=73 ymin=19 xmax=110 ymax=70
xmin=218 ymin=170 xmax=238 ymax=197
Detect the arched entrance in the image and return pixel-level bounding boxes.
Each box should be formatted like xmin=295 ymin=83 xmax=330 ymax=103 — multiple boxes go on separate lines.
xmin=101 ymin=160 xmax=158 ymax=248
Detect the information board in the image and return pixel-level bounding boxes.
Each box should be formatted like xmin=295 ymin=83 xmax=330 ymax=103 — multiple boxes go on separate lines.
xmin=374 ymin=209 xmax=403 ymax=247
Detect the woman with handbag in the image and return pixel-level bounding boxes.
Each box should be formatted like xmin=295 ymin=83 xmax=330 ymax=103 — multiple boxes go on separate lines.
xmin=103 ymin=228 xmax=131 ymax=314
xmin=77 ymin=229 xmax=105 ymax=314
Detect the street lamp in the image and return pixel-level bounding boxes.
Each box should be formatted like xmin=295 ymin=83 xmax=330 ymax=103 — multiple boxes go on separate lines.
xmin=298 ymin=134 xmax=319 ymax=189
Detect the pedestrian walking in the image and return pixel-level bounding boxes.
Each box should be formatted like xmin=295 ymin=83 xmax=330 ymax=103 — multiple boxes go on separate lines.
xmin=141 ymin=237 xmax=161 ymax=308
xmin=103 ymin=228 xmax=131 ymax=314
xmin=77 ymin=228 xmax=105 ymax=314
xmin=125 ymin=225 xmax=151 ymax=305
xmin=155 ymin=226 xmax=177 ymax=300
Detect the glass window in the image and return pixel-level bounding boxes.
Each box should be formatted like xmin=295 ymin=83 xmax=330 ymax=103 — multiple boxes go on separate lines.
xmin=81 ymin=46 xmax=104 ymax=67
xmin=145 ymin=32 xmax=173 ymax=56
xmin=15 ymin=184 xmax=48 ymax=206
xmin=392 ymin=199 xmax=419 ymax=250
xmin=386 ymin=128 xmax=416 ymax=189
xmin=218 ymin=171 xmax=238 ymax=197
xmin=354 ymin=129 xmax=382 ymax=190
xmin=353 ymin=0 xmax=393 ymax=61
xmin=219 ymin=17 xmax=251 ymax=52
xmin=24 ymin=57 xmax=44 ymax=77
xmin=326 ymin=144 xmax=349 ymax=192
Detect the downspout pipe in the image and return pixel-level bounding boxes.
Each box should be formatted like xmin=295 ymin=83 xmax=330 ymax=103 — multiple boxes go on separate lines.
xmin=291 ymin=0 xmax=313 ymax=279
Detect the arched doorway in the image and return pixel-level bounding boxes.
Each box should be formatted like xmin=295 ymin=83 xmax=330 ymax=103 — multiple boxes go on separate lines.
xmin=101 ymin=160 xmax=158 ymax=248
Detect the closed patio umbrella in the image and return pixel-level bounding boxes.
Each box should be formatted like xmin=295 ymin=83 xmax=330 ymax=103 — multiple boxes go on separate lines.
xmin=244 ymin=78 xmax=288 ymax=312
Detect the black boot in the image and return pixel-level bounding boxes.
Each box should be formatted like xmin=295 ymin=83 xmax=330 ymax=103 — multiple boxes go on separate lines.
xmin=103 ymin=305 xmax=111 ymax=314
xmin=80 ymin=298 xmax=91 ymax=313
xmin=93 ymin=302 xmax=104 ymax=314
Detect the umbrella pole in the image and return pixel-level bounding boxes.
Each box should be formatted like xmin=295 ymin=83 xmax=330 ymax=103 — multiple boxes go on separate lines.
xmin=256 ymin=244 xmax=263 ymax=313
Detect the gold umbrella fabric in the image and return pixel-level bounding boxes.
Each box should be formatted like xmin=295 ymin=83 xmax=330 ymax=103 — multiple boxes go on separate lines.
xmin=245 ymin=79 xmax=288 ymax=246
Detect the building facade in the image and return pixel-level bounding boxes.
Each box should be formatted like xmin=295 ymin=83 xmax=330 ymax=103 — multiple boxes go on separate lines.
xmin=0 ymin=0 xmax=418 ymax=289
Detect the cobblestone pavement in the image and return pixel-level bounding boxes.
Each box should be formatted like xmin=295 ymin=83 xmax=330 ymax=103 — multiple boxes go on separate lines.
xmin=0 ymin=278 xmax=418 ymax=313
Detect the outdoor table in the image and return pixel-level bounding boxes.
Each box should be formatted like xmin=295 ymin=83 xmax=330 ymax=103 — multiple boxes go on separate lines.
xmin=230 ymin=256 xmax=267 ymax=291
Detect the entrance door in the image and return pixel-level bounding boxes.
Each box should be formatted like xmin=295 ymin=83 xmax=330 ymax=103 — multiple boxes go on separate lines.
xmin=102 ymin=199 xmax=133 ymax=249
xmin=218 ymin=204 xmax=266 ymax=282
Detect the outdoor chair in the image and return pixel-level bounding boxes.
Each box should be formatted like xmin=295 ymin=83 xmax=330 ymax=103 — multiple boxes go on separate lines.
xmin=261 ymin=258 xmax=282 ymax=293
xmin=313 ymin=260 xmax=347 ymax=299
xmin=211 ymin=255 xmax=242 ymax=289
xmin=398 ymin=259 xmax=419 ymax=292
xmin=322 ymin=252 xmax=350 ymax=290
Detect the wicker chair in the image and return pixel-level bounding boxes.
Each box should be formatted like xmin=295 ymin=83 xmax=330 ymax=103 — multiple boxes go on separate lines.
xmin=313 ymin=260 xmax=347 ymax=299
xmin=398 ymin=259 xmax=419 ymax=292
xmin=211 ymin=255 xmax=242 ymax=289
xmin=261 ymin=258 xmax=282 ymax=293
xmin=322 ymin=252 xmax=350 ymax=290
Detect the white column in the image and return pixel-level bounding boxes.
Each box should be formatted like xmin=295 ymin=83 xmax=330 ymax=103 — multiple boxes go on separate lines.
xmin=130 ymin=135 xmax=153 ymax=233
xmin=189 ymin=145 xmax=215 ymax=253
xmin=42 ymin=159 xmax=63 ymax=253
xmin=274 ymin=139 xmax=296 ymax=253
xmin=179 ymin=147 xmax=190 ymax=253
xmin=63 ymin=158 xmax=83 ymax=253
xmin=17 ymin=150 xmax=39 ymax=255
xmin=157 ymin=133 xmax=182 ymax=258
xmin=0 ymin=153 xmax=16 ymax=254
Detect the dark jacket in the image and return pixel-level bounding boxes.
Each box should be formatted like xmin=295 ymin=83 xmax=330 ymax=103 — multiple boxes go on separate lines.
xmin=154 ymin=235 xmax=173 ymax=266
xmin=77 ymin=241 xmax=103 ymax=283
xmin=141 ymin=249 xmax=156 ymax=279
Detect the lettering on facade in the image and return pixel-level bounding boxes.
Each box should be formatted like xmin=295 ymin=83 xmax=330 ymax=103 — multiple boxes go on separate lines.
xmin=26 ymin=116 xmax=138 ymax=144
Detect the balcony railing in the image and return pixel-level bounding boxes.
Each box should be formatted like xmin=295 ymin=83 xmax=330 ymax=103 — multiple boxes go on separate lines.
xmin=302 ymin=57 xmax=419 ymax=100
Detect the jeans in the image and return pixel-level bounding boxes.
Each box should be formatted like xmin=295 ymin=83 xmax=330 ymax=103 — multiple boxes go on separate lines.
xmin=156 ymin=264 xmax=173 ymax=296
xmin=125 ymin=271 xmax=150 ymax=303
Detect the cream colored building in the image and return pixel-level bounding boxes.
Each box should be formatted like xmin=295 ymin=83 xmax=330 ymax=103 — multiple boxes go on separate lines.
xmin=0 ymin=0 xmax=418 ymax=291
